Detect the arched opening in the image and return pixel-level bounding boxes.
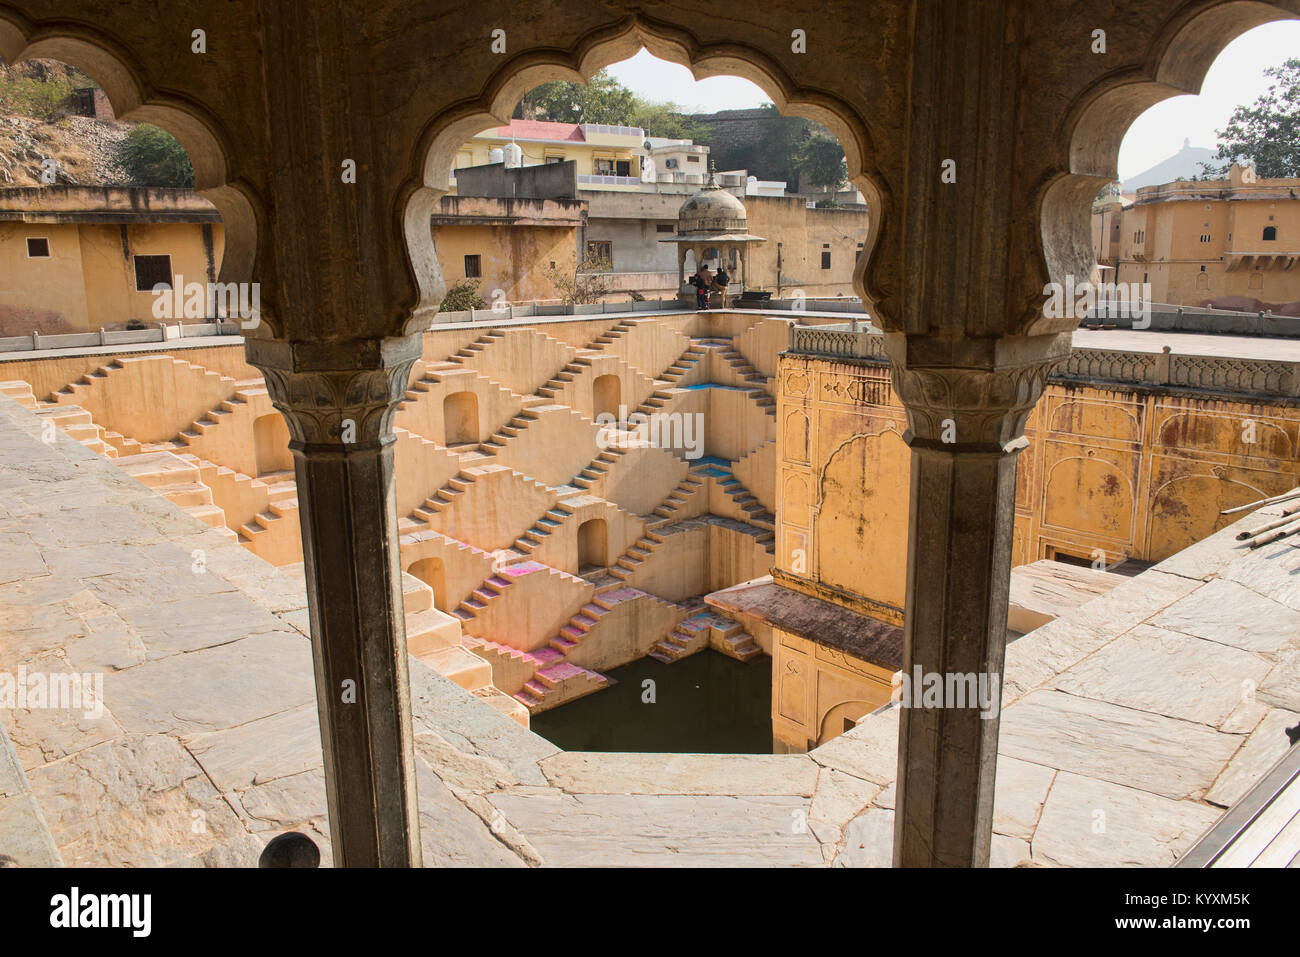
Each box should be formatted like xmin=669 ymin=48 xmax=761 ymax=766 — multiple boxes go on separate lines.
xmin=818 ymin=700 xmax=877 ymax=746
xmin=404 ymin=34 xmax=881 ymax=320
xmin=407 ymin=557 xmax=448 ymax=612
xmin=592 ymin=374 xmax=620 ymax=419
xmin=443 ymin=391 xmax=479 ymax=446
xmin=1263 ymin=226 xmax=1278 ymax=241
xmin=577 ymin=518 xmax=608 ymax=570
xmin=0 ymin=46 xmax=252 ymax=338
xmin=253 ymin=412 xmax=293 ymax=476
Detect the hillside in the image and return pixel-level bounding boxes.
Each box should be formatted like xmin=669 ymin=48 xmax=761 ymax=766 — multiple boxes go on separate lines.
xmin=0 ymin=57 xmax=132 ymax=187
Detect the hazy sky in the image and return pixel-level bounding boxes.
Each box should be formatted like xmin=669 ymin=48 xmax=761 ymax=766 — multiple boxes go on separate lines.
xmin=604 ymin=21 xmax=1300 ymax=181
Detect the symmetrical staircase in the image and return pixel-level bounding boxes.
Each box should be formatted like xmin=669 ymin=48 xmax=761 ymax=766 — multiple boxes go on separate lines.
xmin=174 ymin=379 xmax=268 ymax=452
xmin=408 ymin=470 xmax=479 ymax=528
xmin=648 ymin=610 xmax=762 ymax=663
xmin=31 ymin=403 xmax=117 ymax=457
xmin=648 ymin=474 xmax=704 ymax=526
xmin=536 ymin=353 xmax=598 ymax=401
xmin=718 ymin=473 xmax=776 ymax=531
xmin=451 ymin=570 xmax=516 ymax=623
xmin=571 ymin=447 xmax=628 ymax=491
xmin=605 ymin=528 xmax=667 ymax=587
xmin=499 ymin=502 xmax=575 ymax=562
xmin=512 ymin=661 xmax=609 ymax=712
xmin=116 ymin=450 xmax=235 ymax=539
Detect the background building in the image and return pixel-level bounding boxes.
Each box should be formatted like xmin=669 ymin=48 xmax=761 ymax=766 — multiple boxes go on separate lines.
xmin=1094 ymin=163 xmax=1300 ymax=313
xmin=0 ymin=186 xmax=224 ymax=336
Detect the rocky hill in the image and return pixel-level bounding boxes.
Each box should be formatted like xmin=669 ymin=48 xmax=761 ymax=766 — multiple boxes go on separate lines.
xmin=0 ymin=57 xmax=132 ymax=187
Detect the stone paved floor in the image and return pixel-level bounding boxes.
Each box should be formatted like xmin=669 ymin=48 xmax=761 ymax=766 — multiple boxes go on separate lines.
xmin=2 ymin=392 xmax=1296 ymax=867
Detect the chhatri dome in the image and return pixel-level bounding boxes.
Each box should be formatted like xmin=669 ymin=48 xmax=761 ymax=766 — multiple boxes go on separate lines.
xmin=660 ymin=161 xmax=766 ymax=302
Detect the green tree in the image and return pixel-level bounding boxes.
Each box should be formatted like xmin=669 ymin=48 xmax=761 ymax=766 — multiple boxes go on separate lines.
xmin=116 ymin=123 xmax=195 ymax=187
xmin=628 ymin=98 xmax=713 ymax=144
xmin=517 ymin=70 xmax=636 ymax=124
xmin=0 ymin=74 xmax=74 ymax=121
xmin=794 ymin=135 xmax=847 ymax=191
xmin=438 ymin=278 xmax=486 ymax=312
xmin=1205 ymin=57 xmax=1300 ymax=178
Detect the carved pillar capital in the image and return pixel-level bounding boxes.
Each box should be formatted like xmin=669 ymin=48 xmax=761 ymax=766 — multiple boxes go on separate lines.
xmin=245 ymin=335 xmax=422 ymax=448
xmin=884 ymin=333 xmax=1070 ymax=451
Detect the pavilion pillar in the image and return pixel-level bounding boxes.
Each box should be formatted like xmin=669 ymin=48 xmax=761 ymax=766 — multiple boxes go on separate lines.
xmin=246 ymin=334 xmax=424 ymax=868
xmin=885 ymin=335 xmax=1063 ymax=867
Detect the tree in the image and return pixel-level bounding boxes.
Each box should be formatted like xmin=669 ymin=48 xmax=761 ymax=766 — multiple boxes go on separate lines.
xmin=794 ymin=135 xmax=847 ymax=191
xmin=628 ymin=98 xmax=713 ymax=144
xmin=438 ymin=278 xmax=486 ymax=313
xmin=545 ymin=255 xmax=612 ymax=304
xmin=517 ymin=70 xmax=636 ymax=125
xmin=1205 ymin=57 xmax=1300 ymax=178
xmin=116 ymin=123 xmax=195 ymax=187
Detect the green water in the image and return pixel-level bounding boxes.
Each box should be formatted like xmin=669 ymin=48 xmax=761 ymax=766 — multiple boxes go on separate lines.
xmin=530 ymin=650 xmax=773 ymax=754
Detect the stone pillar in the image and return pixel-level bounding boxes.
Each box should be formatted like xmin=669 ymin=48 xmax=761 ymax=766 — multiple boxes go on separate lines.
xmin=246 ymin=334 xmax=424 ymax=868
xmin=885 ymin=335 xmax=1063 ymax=867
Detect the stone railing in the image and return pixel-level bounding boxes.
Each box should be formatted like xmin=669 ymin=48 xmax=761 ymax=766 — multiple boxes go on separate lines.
xmin=0 ymin=320 xmax=242 ymax=355
xmin=788 ymin=324 xmax=1300 ymax=399
xmin=787 ymin=323 xmax=886 ymax=360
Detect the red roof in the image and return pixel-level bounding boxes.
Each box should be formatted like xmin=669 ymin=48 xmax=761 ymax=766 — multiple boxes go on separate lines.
xmin=492 ymin=119 xmax=585 ymax=142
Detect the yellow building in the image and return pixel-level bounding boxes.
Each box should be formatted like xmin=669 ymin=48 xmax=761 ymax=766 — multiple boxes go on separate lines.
xmin=1093 ymin=164 xmax=1300 ymax=312
xmin=720 ymin=322 xmax=1300 ymax=752
xmin=0 ymin=186 xmax=225 ymax=337
xmin=452 ymin=120 xmax=647 ymax=192
xmin=431 ymin=192 xmax=584 ymax=303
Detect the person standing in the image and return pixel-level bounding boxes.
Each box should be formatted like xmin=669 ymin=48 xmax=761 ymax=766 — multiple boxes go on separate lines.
xmin=696 ymin=263 xmax=713 ymax=309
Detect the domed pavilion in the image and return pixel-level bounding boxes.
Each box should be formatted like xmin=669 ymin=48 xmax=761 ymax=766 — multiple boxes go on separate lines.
xmin=659 ymin=162 xmax=766 ymax=304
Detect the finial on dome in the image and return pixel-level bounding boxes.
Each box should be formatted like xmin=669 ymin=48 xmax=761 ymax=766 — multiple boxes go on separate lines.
xmin=707 ymin=159 xmax=718 ymax=188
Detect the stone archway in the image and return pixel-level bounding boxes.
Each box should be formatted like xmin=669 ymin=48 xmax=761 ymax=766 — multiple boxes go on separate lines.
xmin=592 ymin=374 xmax=620 ymax=420
xmin=407 ymin=557 xmax=447 ymax=612
xmin=253 ymin=412 xmax=293 ymax=475
xmin=402 ymin=19 xmax=885 ymax=321
xmin=577 ymin=517 xmax=608 ymax=569
xmin=443 ymin=391 xmax=479 ymax=446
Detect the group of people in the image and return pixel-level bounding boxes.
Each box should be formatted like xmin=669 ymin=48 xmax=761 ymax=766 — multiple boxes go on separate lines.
xmin=689 ymin=263 xmax=730 ymax=309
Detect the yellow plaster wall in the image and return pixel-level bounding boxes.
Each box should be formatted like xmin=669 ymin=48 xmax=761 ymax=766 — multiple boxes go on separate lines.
xmin=0 ymin=221 xmax=224 ymax=334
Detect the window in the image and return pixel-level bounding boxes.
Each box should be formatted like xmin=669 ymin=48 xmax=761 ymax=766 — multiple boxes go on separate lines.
xmin=594 ymin=158 xmax=631 ymax=176
xmin=656 ymin=224 xmax=674 ymax=233
xmin=464 ymin=254 xmax=481 ymax=278
xmin=586 ymin=241 xmax=612 ymax=266
xmin=26 ymin=237 xmax=50 ymax=258
xmin=686 ymin=155 xmax=700 ymax=163
xmin=856 ymin=242 xmax=864 ymax=261
xmin=821 ymin=251 xmax=831 ymax=269
xmin=545 ymin=156 xmax=563 ymax=164
xmin=1199 ymin=234 xmax=1211 ymax=243
xmin=133 ymin=254 xmax=172 ymax=291
xmin=1263 ymin=226 xmax=1277 ymax=241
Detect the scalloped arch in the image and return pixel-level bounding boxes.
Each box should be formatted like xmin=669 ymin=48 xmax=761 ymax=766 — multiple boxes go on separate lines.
xmin=398 ymin=15 xmax=885 ymax=333
xmin=0 ymin=15 xmax=259 ymax=294
xmin=1031 ymin=1 xmax=1300 ymax=337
